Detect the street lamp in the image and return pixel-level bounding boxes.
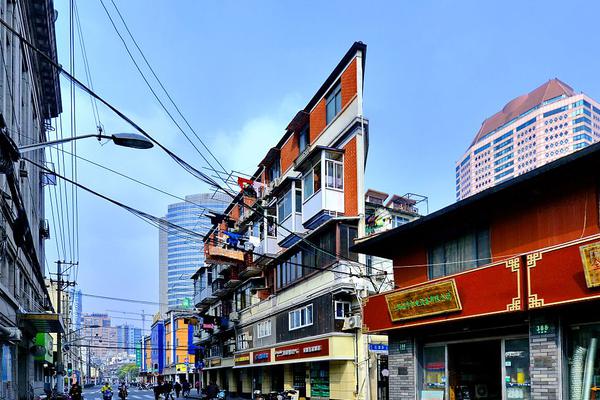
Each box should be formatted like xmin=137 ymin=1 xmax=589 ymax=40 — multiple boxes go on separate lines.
xmin=18 ymin=132 xmax=153 ymax=155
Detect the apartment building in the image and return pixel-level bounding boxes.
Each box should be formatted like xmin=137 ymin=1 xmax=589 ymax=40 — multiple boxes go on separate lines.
xmin=0 ymin=1 xmax=62 ymax=397
xmin=456 ymin=79 xmax=600 ymax=200
xmin=190 ymin=42 xmax=385 ymax=400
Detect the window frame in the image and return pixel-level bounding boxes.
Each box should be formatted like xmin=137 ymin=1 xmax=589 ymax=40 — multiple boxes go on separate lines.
xmin=256 ymin=320 xmax=272 ymax=339
xmin=334 ymin=301 xmax=352 ymax=320
xmin=277 ymin=189 xmax=293 ymax=223
xmin=288 ymin=304 xmax=313 ymax=331
xmin=303 ymin=161 xmax=322 ymax=202
xmin=298 ymin=126 xmax=309 ymax=153
xmin=326 ymin=82 xmax=342 ymax=125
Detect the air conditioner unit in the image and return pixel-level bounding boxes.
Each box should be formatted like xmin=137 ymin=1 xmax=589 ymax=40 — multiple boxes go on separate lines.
xmin=342 ymin=315 xmax=362 ymax=331
xmin=229 ymin=312 xmax=240 ymax=323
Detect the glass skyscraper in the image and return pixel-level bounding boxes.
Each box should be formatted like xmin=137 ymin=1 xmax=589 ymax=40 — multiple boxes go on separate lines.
xmin=160 ymin=193 xmax=229 ymax=313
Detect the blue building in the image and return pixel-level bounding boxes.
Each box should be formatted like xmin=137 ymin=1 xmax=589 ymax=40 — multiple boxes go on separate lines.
xmin=150 ymin=321 xmax=165 ymax=374
xmin=159 ymin=193 xmax=229 ymax=313
xmin=71 ymin=289 xmax=83 ymax=331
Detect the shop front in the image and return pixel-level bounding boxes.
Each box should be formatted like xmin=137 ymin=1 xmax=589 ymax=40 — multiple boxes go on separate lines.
xmin=363 ymin=235 xmax=600 ymax=400
xmin=232 ymin=335 xmax=355 ymax=399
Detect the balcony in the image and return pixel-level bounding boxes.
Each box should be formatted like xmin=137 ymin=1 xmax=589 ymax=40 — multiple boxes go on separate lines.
xmin=225 ymin=269 xmax=241 ymax=289
xmin=253 ymin=236 xmax=280 ymax=265
xmin=194 ymin=288 xmax=218 ymax=307
xmin=212 ymin=278 xmax=228 ymax=297
xmin=239 ymin=264 xmax=262 ymax=280
xmin=205 ymin=243 xmax=245 ymax=265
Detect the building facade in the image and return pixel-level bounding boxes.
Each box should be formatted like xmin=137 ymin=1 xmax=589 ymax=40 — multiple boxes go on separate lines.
xmin=71 ymin=289 xmax=83 ymax=332
xmin=456 ymin=79 xmax=600 ymax=200
xmin=358 ymin=141 xmax=600 ymax=400
xmin=160 ymin=193 xmax=229 ymax=314
xmin=82 ymin=313 xmax=118 ymax=363
xmin=190 ymin=42 xmax=383 ymax=400
xmin=0 ymin=0 xmax=62 ymax=398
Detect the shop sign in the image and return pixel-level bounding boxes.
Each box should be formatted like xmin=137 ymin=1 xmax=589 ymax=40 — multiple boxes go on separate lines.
xmin=210 ymin=358 xmax=221 ymax=367
xmin=234 ymin=353 xmax=250 ymax=365
xmin=202 ymin=323 xmax=215 ymax=330
xmin=33 ymin=333 xmax=53 ymax=362
xmin=385 ymin=279 xmax=462 ymax=322
xmin=253 ymin=351 xmax=270 ymax=363
xmin=274 ymin=339 xmax=329 ymax=361
xmin=176 ymin=363 xmax=188 ymax=373
xmin=580 ymin=241 xmax=600 ymax=288
xmin=368 ymin=343 xmax=388 ymax=354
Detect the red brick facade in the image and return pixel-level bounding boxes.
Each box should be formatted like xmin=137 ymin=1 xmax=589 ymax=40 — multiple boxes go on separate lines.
xmin=343 ymin=136 xmax=358 ymax=217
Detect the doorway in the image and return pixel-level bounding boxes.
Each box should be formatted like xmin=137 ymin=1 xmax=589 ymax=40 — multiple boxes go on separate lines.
xmin=448 ymin=340 xmax=501 ymax=400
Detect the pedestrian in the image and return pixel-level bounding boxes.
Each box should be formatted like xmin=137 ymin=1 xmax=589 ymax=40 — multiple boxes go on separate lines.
xmin=181 ymin=380 xmax=190 ymax=397
xmin=174 ymin=381 xmax=182 ymax=398
xmin=153 ymin=380 xmax=162 ymax=400
xmin=195 ymin=380 xmax=200 ymax=395
xmin=69 ymin=381 xmax=83 ymax=400
xmin=206 ymin=382 xmax=219 ymax=400
xmin=163 ymin=380 xmax=174 ymax=400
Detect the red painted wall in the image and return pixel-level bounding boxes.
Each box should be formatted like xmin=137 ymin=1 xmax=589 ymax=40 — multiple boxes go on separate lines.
xmin=343 ymin=137 xmax=358 ymax=217
xmin=392 ymin=176 xmax=600 ymax=288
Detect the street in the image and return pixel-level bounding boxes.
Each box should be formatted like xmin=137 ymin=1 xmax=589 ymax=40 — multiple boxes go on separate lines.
xmin=82 ymin=387 xmax=155 ymax=400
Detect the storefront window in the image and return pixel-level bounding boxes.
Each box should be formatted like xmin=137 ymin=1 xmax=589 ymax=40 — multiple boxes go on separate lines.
xmin=568 ymin=324 xmax=600 ymax=400
xmin=504 ymin=338 xmax=531 ymax=400
xmin=310 ymin=362 xmax=330 ymax=398
xmin=423 ymin=346 xmax=446 ymax=393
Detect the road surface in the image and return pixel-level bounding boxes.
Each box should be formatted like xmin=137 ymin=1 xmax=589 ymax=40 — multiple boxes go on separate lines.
xmin=82 ymin=386 xmax=156 ymax=400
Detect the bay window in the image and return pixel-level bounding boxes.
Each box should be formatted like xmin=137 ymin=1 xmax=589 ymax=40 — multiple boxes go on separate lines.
xmin=303 ymin=162 xmax=321 ymax=200
xmin=325 ymin=158 xmax=343 ymax=189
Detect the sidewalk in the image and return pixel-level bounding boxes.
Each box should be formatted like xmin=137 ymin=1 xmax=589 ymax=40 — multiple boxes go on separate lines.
xmin=184 ymin=394 xmax=247 ymax=400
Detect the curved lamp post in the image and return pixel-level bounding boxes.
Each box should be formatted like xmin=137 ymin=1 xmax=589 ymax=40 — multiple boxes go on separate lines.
xmin=18 ymin=132 xmax=153 ymax=155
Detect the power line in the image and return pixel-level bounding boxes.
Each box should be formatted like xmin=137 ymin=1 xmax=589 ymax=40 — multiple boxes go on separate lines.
xmin=97 ymin=0 xmax=233 ymax=191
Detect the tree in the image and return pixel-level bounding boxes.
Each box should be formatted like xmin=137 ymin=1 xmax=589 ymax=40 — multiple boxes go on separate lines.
xmin=117 ymin=363 xmax=139 ymax=381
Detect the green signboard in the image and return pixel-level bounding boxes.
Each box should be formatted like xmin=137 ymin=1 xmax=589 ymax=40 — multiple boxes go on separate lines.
xmin=135 ymin=341 xmax=142 ymax=368
xmin=181 ymin=297 xmax=192 ymax=309
xmin=34 ymin=333 xmax=53 ymax=363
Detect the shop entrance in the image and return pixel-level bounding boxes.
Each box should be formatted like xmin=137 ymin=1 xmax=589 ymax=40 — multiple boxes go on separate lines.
xmin=448 ymin=340 xmax=501 ymax=400
xmin=422 ymin=338 xmax=531 ymax=400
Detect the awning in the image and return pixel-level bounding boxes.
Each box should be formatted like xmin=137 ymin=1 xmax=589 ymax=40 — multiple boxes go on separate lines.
xmin=18 ymin=312 xmax=64 ymax=333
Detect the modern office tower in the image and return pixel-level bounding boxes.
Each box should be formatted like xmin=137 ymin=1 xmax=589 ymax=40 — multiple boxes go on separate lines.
xmin=456 ymin=79 xmax=600 ymax=200
xmin=71 ymin=289 xmax=83 ymax=331
xmin=159 ymin=193 xmax=229 ymax=313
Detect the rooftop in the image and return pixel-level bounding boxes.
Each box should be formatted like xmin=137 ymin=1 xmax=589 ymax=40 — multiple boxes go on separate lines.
xmin=470 ymin=78 xmax=575 ymax=147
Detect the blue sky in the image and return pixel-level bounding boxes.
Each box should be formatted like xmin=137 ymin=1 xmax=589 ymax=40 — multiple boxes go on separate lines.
xmin=48 ymin=0 xmax=600 ymax=328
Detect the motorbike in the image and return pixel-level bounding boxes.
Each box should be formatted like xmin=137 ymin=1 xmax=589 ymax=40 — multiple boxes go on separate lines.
xmin=216 ymin=389 xmax=227 ymax=399
xmin=253 ymin=390 xmax=267 ymax=400
xmin=102 ymin=389 xmax=113 ymax=400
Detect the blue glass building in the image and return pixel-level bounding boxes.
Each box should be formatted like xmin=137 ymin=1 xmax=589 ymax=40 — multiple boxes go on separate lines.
xmin=160 ymin=193 xmax=229 ymax=312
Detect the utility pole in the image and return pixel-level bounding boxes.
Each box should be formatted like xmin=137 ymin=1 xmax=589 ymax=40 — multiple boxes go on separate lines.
xmin=51 ymin=260 xmax=77 ymax=393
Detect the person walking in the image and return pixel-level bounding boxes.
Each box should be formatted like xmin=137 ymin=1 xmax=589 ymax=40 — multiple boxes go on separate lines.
xmin=181 ymin=380 xmax=191 ymax=398
xmin=195 ymin=380 xmax=200 ymax=395
xmin=174 ymin=381 xmax=182 ymax=398
xmin=153 ymin=380 xmax=162 ymax=400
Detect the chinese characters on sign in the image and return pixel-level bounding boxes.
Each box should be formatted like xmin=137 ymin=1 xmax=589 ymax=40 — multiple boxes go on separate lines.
xmin=580 ymin=241 xmax=600 ymax=288
xmin=385 ymin=279 xmax=462 ymax=322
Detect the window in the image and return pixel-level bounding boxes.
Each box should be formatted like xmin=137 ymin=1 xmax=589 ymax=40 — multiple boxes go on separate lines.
xmin=393 ymin=215 xmax=410 ymax=227
xmin=237 ymin=333 xmax=249 ymax=350
xmin=235 ymin=282 xmax=253 ymax=311
xmin=334 ymin=301 xmax=351 ymax=319
xmin=303 ymin=227 xmax=336 ymax=270
xmin=325 ymin=153 xmax=343 ymax=190
xmin=339 ymin=224 xmax=358 ymax=262
xmin=298 ymin=126 xmax=309 ymax=153
xmin=289 ymin=304 xmax=313 ymax=330
xmin=295 ymin=187 xmax=302 ymax=213
xmin=326 ymin=82 xmax=342 ymax=124
xmin=277 ymin=189 xmax=292 ymax=223
xmin=266 ymin=215 xmax=277 ymax=237
xmin=256 ymin=320 xmax=272 ymax=338
xmin=268 ymin=159 xmax=280 ymax=182
xmin=276 ymin=251 xmax=304 ymax=289
xmin=428 ymin=227 xmax=491 ymax=279
xmin=303 ymin=162 xmax=321 ymax=200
